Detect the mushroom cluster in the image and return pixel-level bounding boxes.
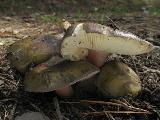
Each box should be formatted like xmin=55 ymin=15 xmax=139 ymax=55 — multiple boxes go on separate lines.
xmin=7 ymin=21 xmax=154 ymax=98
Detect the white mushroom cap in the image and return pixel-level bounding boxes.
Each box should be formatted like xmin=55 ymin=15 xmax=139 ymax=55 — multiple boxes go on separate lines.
xmin=61 ymin=23 xmax=89 ymax=61
xmin=61 ymin=37 xmax=88 ymax=61
xmin=61 ymin=22 xmax=154 ymax=61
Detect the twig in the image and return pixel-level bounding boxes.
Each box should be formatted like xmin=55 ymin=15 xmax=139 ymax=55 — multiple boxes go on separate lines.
xmin=111 ymin=99 xmax=148 ymax=112
xmin=105 ymin=16 xmax=120 ymax=29
xmin=81 ymin=110 xmax=152 ymax=116
xmin=121 ymin=98 xmax=131 ymax=106
xmin=104 ymin=112 xmax=116 ymax=120
xmin=3 ymin=106 xmax=10 ymax=120
xmin=53 ymin=97 xmax=63 ymax=120
xmin=80 ymin=100 xmax=122 ymax=107
xmin=80 ymin=100 xmax=148 ymax=112
xmin=29 ymin=102 xmax=41 ymax=112
xmin=103 ymin=109 xmax=116 ymax=120
xmin=88 ymin=106 xmax=97 ymax=112
xmin=0 ymin=98 xmax=16 ymax=102
xmin=61 ymin=99 xmax=149 ymax=113
xmin=60 ymin=101 xmax=80 ymax=104
xmin=61 ymin=99 xmax=150 ymax=115
xmin=63 ymin=116 xmax=70 ymax=120
xmin=151 ymin=87 xmax=159 ymax=95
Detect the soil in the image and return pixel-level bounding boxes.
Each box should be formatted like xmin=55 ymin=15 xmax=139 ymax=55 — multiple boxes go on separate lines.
xmin=0 ymin=1 xmax=160 ymax=120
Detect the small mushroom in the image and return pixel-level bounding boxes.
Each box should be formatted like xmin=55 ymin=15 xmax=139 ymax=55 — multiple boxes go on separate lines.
xmin=95 ymin=61 xmax=141 ymax=98
xmin=61 ymin=22 xmax=154 ymax=61
xmin=24 ymin=61 xmax=100 ymax=96
xmin=7 ymin=35 xmax=63 ymax=73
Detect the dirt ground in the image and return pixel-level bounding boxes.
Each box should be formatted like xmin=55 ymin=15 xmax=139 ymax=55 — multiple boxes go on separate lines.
xmin=0 ymin=1 xmax=160 ymax=120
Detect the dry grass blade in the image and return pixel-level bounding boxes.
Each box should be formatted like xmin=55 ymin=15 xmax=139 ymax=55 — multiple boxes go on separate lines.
xmin=60 ymin=101 xmax=80 ymax=104
xmin=53 ymin=97 xmax=63 ymax=120
xmin=104 ymin=112 xmax=116 ymax=120
xmin=81 ymin=110 xmax=152 ymax=116
xmin=0 ymin=98 xmax=16 ymax=102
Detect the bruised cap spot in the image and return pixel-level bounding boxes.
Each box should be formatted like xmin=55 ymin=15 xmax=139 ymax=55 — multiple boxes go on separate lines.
xmin=82 ymin=50 xmax=85 ymax=54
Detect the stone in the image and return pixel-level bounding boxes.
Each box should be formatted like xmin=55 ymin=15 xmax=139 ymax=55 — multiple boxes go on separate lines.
xmin=15 ymin=112 xmax=50 ymax=120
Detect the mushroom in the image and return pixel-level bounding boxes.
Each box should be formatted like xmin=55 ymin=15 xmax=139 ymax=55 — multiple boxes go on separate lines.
xmin=61 ymin=22 xmax=154 ymax=62
xmin=95 ymin=61 xmax=141 ymax=98
xmin=24 ymin=61 xmax=100 ymax=97
xmin=7 ymin=21 xmax=153 ymax=98
xmin=7 ymin=35 xmax=64 ymax=73
xmin=7 ymin=21 xmax=154 ymax=71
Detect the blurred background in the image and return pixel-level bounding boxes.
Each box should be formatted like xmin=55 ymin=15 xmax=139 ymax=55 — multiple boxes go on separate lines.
xmin=0 ymin=0 xmax=160 ymax=18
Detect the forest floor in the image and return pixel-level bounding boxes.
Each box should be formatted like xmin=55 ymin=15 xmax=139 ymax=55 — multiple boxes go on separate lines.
xmin=0 ymin=1 xmax=160 ymax=120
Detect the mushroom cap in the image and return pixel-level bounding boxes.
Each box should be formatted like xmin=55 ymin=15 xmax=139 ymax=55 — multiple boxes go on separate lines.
xmin=61 ymin=22 xmax=154 ymax=61
xmin=24 ymin=61 xmax=100 ymax=92
xmin=7 ymin=35 xmax=62 ymax=73
xmin=95 ymin=61 xmax=141 ymax=98
xmin=61 ymin=22 xmax=110 ymax=61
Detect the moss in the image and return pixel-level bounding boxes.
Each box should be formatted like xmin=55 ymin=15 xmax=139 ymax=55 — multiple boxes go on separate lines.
xmin=40 ymin=15 xmax=62 ymax=23
xmin=148 ymin=8 xmax=160 ymax=15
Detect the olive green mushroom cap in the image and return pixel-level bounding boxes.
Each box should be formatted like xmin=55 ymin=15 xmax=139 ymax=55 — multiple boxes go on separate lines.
xmin=24 ymin=61 xmax=100 ymax=92
xmin=95 ymin=61 xmax=141 ymax=98
xmin=7 ymin=35 xmax=63 ymax=73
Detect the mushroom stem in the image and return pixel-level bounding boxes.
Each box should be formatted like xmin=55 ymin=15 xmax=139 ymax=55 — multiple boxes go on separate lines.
xmin=55 ymin=86 xmax=73 ymax=97
xmin=87 ymin=50 xmax=109 ymax=67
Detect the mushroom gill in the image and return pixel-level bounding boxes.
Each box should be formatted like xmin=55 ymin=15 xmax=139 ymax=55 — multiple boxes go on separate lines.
xmin=61 ymin=22 xmax=154 ymax=61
